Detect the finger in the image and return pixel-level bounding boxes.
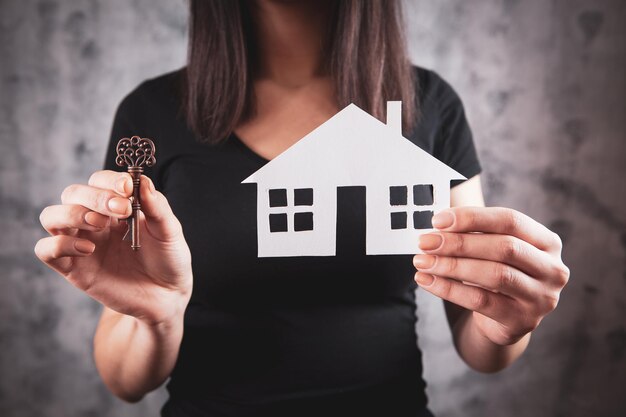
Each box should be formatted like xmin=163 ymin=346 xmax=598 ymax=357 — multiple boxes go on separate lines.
xmin=87 ymin=170 xmax=133 ymax=197
xmin=40 ymin=204 xmax=110 ymax=235
xmin=61 ymin=184 xmax=131 ymax=218
xmin=418 ymin=232 xmax=558 ymax=281
xmin=34 ymin=235 xmax=96 ymax=275
xmin=415 ymin=272 xmax=514 ymax=321
xmin=138 ymin=175 xmax=184 ymax=242
xmin=413 ymin=254 xmax=542 ymax=301
xmin=432 ymin=207 xmax=562 ymax=253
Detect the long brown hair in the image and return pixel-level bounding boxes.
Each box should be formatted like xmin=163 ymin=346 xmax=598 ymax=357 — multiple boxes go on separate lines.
xmin=184 ymin=0 xmax=418 ymax=144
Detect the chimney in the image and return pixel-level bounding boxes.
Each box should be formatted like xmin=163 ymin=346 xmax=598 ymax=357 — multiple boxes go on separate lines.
xmin=386 ymin=101 xmax=402 ymax=136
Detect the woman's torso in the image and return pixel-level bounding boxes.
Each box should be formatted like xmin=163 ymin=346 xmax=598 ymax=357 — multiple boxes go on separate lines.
xmin=104 ymin=66 xmax=481 ymax=417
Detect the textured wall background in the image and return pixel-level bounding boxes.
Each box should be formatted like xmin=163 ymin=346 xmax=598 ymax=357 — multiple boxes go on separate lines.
xmin=1 ymin=0 xmax=624 ymax=416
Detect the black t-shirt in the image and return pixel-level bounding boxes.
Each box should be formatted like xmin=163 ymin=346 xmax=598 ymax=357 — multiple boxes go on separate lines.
xmin=103 ymin=67 xmax=481 ymax=417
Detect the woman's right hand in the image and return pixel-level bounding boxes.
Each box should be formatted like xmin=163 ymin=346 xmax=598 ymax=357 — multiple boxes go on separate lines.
xmin=35 ymin=170 xmax=193 ymax=326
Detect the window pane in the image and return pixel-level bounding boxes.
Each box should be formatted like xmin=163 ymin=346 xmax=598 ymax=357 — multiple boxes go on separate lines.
xmin=269 ymin=189 xmax=288 ymax=207
xmin=390 ymin=212 xmax=407 ymax=229
xmin=390 ymin=186 xmax=407 ymax=205
xmin=294 ymin=212 xmax=313 ymax=231
xmin=269 ymin=213 xmax=288 ymax=232
xmin=413 ymin=211 xmax=434 ymax=229
xmin=294 ymin=188 xmax=313 ymax=206
xmin=413 ymin=185 xmax=434 ymax=205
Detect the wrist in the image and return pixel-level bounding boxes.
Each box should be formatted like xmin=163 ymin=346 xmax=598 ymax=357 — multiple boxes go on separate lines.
xmin=136 ymin=288 xmax=190 ymax=331
xmin=470 ymin=312 xmax=531 ymax=347
xmin=134 ymin=310 xmax=185 ymax=344
xmin=452 ymin=311 xmax=531 ymax=373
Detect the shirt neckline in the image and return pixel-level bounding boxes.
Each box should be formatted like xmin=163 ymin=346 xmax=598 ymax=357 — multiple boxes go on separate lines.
xmin=230 ymin=131 xmax=271 ymax=165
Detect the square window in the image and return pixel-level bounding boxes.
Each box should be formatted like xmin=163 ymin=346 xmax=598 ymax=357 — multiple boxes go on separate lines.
xmin=413 ymin=185 xmax=434 ymax=205
xmin=390 ymin=186 xmax=407 ymax=206
xmin=294 ymin=188 xmax=313 ymax=206
xmin=413 ymin=211 xmax=434 ymax=229
xmin=269 ymin=213 xmax=288 ymax=232
xmin=269 ymin=189 xmax=287 ymax=207
xmin=390 ymin=212 xmax=407 ymax=229
xmin=294 ymin=212 xmax=313 ymax=231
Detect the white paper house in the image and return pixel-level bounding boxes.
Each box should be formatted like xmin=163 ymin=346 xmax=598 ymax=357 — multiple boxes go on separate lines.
xmin=242 ymin=102 xmax=466 ymax=257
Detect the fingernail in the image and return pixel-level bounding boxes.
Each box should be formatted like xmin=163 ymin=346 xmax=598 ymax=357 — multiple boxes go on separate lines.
xmin=108 ymin=197 xmax=130 ymax=214
xmin=116 ymin=177 xmax=130 ymax=194
xmin=415 ymin=273 xmax=435 ymax=286
xmin=148 ymin=177 xmax=155 ymax=193
xmin=413 ymin=254 xmax=436 ymax=269
xmin=74 ymin=240 xmax=95 ymax=254
xmin=419 ymin=233 xmax=443 ymax=251
xmin=432 ymin=211 xmax=455 ymax=229
xmin=84 ymin=211 xmax=108 ymax=228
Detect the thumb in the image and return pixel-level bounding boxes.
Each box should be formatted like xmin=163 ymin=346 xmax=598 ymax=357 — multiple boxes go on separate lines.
xmin=138 ymin=175 xmax=184 ymax=242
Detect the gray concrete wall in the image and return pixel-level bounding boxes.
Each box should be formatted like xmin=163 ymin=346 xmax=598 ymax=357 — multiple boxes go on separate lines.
xmin=1 ymin=0 xmax=624 ymax=416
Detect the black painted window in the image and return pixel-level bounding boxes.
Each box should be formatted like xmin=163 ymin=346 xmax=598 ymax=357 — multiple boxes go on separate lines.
xmin=389 ymin=184 xmax=435 ymax=230
xmin=269 ymin=213 xmax=288 ymax=232
xmin=269 ymin=188 xmax=314 ymax=232
xmin=389 ymin=186 xmax=407 ymax=205
xmin=390 ymin=212 xmax=407 ymax=229
xmin=294 ymin=212 xmax=314 ymax=231
xmin=413 ymin=185 xmax=434 ymax=205
xmin=413 ymin=211 xmax=434 ymax=229
xmin=269 ymin=189 xmax=288 ymax=207
xmin=294 ymin=188 xmax=313 ymax=206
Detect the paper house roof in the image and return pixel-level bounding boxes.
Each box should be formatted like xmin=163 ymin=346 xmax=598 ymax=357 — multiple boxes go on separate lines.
xmin=242 ymin=102 xmax=466 ymax=187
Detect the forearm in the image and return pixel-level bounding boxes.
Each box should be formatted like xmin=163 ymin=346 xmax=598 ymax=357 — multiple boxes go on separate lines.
xmin=451 ymin=309 xmax=530 ymax=373
xmin=93 ymin=306 xmax=185 ymax=402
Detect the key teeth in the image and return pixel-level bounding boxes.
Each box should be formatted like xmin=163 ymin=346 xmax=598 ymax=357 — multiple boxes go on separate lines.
xmin=122 ymin=221 xmax=132 ymax=241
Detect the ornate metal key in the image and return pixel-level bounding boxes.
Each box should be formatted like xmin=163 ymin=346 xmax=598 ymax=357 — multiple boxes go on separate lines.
xmin=115 ymin=136 xmax=156 ymax=250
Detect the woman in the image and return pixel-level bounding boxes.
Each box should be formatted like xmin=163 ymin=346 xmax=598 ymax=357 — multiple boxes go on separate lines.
xmin=34 ymin=1 xmax=570 ymax=416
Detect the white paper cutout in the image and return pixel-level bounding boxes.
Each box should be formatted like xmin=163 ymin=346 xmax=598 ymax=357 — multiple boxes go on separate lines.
xmin=242 ymin=102 xmax=466 ymax=257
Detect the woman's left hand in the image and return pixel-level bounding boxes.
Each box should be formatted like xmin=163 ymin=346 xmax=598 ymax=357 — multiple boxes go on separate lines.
xmin=413 ymin=207 xmax=570 ymax=346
